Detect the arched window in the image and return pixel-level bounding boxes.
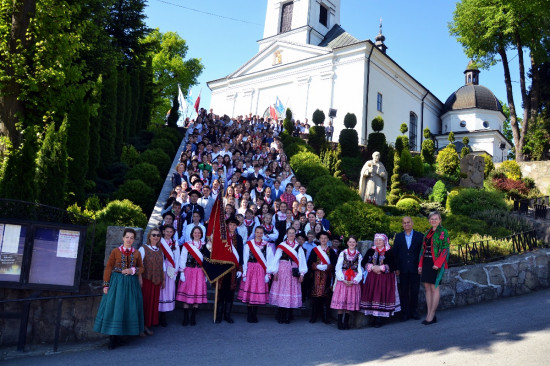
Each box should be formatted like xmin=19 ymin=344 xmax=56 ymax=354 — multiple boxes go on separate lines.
xmin=409 ymin=112 xmax=418 ymax=150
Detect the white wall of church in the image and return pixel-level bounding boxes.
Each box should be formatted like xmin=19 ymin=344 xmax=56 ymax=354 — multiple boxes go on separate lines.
xmin=441 ymin=109 xmax=505 ymax=134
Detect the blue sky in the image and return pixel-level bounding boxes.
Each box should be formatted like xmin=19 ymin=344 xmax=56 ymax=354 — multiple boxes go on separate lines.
xmin=145 ymin=0 xmax=525 ymax=117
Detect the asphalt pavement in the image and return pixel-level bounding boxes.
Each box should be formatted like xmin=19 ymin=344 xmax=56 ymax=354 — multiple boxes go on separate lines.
xmin=2 ymin=288 xmax=550 ymax=366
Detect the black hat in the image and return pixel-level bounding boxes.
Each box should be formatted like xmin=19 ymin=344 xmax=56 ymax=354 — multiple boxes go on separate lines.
xmin=225 ymin=217 xmax=239 ymax=225
xmin=189 ymin=174 xmax=201 ymax=184
xmin=188 ymin=189 xmax=203 ymax=198
xmin=162 ymin=212 xmax=175 ymax=220
xmin=296 ymin=232 xmax=307 ymax=240
xmin=316 ymin=231 xmax=330 ymax=240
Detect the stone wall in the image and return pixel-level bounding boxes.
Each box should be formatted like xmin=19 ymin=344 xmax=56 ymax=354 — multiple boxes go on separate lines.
xmin=496 ymin=161 xmax=550 ymax=194
xmin=352 ymin=248 xmax=550 ymax=328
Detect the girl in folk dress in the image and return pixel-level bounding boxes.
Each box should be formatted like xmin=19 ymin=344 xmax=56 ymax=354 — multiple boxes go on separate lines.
xmin=138 ymin=227 xmax=164 ymax=336
xmin=360 ymin=233 xmax=401 ymax=328
xmin=268 ymin=227 xmax=308 ymax=324
xmin=238 ymin=226 xmax=273 ymax=323
xmin=176 ymin=226 xmax=207 ymax=326
xmin=330 ymin=236 xmax=363 ymax=330
xmin=158 ymin=225 xmax=180 ymax=327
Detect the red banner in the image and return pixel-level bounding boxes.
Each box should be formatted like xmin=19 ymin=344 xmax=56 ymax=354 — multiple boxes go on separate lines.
xmin=209 ymin=195 xmax=238 ymax=267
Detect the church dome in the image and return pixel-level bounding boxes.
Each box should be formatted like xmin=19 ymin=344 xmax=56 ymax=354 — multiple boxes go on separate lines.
xmin=443 ymin=84 xmax=503 ymax=114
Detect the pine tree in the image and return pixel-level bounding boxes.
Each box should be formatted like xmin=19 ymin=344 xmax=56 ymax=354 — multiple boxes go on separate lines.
xmin=67 ymin=92 xmax=90 ymax=204
xmin=99 ymin=67 xmax=118 ymax=165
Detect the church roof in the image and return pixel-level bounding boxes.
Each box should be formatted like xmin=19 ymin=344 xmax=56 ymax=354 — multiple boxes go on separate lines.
xmin=443 ymin=84 xmax=503 ymax=114
xmin=318 ymin=25 xmax=360 ymax=48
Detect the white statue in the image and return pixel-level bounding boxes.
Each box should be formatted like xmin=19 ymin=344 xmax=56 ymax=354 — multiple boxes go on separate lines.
xmin=359 ymin=151 xmax=387 ymax=205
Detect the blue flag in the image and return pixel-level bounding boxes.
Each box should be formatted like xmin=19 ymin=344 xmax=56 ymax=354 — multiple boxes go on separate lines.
xmin=275 ymin=97 xmax=285 ymax=115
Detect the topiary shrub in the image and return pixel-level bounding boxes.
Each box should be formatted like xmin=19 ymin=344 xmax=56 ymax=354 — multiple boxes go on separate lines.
xmin=308 ymin=125 xmax=327 ymax=155
xmin=309 ymin=175 xmax=347 ymax=198
xmin=411 ymin=155 xmax=424 ymax=177
xmin=339 ymin=156 xmax=362 ymax=182
xmin=283 ymin=108 xmax=294 ymax=134
xmin=367 ymin=116 xmax=387 ymax=162
xmin=152 ymin=126 xmax=182 ymax=147
xmin=149 ymin=137 xmax=177 ymax=157
xmin=460 ymin=136 xmax=471 ymax=158
xmin=447 ymin=188 xmax=507 ymax=216
xmin=96 ymin=199 xmax=148 ymax=228
xmin=445 ymin=188 xmax=462 ymax=212
xmin=328 ymin=201 xmax=389 ymax=241
xmin=371 ymin=116 xmax=384 ymax=132
xmin=430 ymin=180 xmax=447 ymax=204
xmin=499 ymin=160 xmax=522 ymax=180
xmin=481 ymin=153 xmax=494 ymax=178
xmin=321 ymin=147 xmax=341 ymax=176
xmin=421 ymin=130 xmax=435 ymax=165
xmin=125 ymin=162 xmax=162 ymax=188
xmin=343 ymin=112 xmax=357 ymax=128
xmin=436 ymin=145 xmax=460 ymax=176
xmin=284 ymin=139 xmax=314 ymax=158
xmin=388 ymin=151 xmax=401 ymax=205
xmin=312 ymin=109 xmax=325 ymax=126
xmin=289 ymin=151 xmax=330 ymax=186
xmin=396 ymin=197 xmax=421 ymax=216
xmin=115 ymin=179 xmax=155 ymax=214
xmin=140 ymin=148 xmax=171 ymax=174
xmin=399 ymin=149 xmax=412 ymax=174
xmin=339 ymin=129 xmax=359 ymax=158
xmin=315 ymin=184 xmax=362 ymax=215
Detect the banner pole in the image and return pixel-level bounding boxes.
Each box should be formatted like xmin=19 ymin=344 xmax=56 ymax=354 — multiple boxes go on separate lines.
xmin=213 ymin=279 xmax=219 ymax=323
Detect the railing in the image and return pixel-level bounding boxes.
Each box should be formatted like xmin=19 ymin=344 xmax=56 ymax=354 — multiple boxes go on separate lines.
xmin=450 ymin=230 xmax=539 ymax=267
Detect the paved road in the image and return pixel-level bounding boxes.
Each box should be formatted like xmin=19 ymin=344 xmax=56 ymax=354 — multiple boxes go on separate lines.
xmin=3 ymin=289 xmax=550 ymax=366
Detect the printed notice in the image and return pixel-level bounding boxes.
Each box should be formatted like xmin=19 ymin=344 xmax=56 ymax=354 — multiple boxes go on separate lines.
xmin=2 ymin=224 xmax=21 ymax=254
xmin=56 ymin=230 xmax=80 ymax=258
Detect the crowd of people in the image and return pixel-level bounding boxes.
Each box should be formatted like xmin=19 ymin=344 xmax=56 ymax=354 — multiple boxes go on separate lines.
xmin=94 ymin=108 xmax=450 ymax=349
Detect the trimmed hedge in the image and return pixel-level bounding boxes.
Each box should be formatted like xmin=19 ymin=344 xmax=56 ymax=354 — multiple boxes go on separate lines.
xmin=115 ymin=179 xmax=155 ymax=213
xmin=290 ymin=151 xmax=330 ymax=186
xmin=396 ymin=197 xmax=421 ymax=216
xmin=315 ymin=184 xmax=361 ymax=215
xmin=140 ymin=148 xmax=171 ymax=174
xmin=125 ymin=162 xmax=162 ymax=188
xmin=329 ymin=201 xmax=390 ymax=241
xmin=309 ymin=175 xmax=347 ymax=198
xmin=447 ymin=188 xmax=507 ymax=216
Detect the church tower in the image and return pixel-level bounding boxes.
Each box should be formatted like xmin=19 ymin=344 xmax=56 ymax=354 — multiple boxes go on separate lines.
xmin=258 ymin=0 xmax=341 ymax=51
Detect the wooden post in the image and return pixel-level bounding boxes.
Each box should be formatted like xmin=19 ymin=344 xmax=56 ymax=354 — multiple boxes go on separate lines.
xmin=213 ymin=279 xmax=219 ymax=323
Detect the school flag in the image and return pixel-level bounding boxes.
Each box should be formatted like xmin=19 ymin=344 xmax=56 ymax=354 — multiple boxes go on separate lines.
xmin=275 ymin=97 xmax=285 ymax=115
xmin=269 ymin=105 xmax=278 ymax=120
xmin=178 ymin=84 xmax=186 ymax=114
xmin=194 ymin=90 xmax=201 ymax=113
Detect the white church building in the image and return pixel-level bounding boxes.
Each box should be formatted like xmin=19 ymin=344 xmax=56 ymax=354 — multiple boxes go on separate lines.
xmin=207 ymin=0 xmax=512 ymax=161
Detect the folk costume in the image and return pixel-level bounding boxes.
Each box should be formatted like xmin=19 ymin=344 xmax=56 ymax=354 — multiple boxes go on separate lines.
xmin=215 ymin=224 xmax=244 ymax=324
xmin=176 ymin=239 xmax=207 ymax=325
xmin=419 ymin=225 xmax=450 ymax=287
xmin=268 ymin=239 xmax=307 ymax=323
xmin=238 ymin=239 xmax=272 ymax=322
xmin=94 ymin=246 xmax=144 ymax=336
xmin=307 ymin=245 xmax=337 ymax=324
xmin=330 ymin=248 xmax=363 ymax=329
xmin=139 ymin=244 xmax=164 ymax=330
xmin=360 ymin=234 xmax=401 ymax=326
xmin=159 ymin=237 xmax=180 ymax=326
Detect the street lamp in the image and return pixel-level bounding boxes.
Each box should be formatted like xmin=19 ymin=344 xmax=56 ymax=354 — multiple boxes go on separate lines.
xmin=499 ymin=141 xmax=506 ymax=162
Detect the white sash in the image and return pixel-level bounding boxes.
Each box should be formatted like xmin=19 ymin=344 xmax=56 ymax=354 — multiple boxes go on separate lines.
xmin=183 ymin=241 xmax=204 ymax=265
xmin=313 ymin=246 xmax=330 ymax=265
xmin=279 ymin=242 xmax=299 ymax=264
xmin=160 ymin=238 xmax=176 ymax=268
xmin=247 ymin=241 xmax=267 ymax=271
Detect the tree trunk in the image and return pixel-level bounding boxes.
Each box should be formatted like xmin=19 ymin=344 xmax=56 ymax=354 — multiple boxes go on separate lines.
xmin=514 ymin=32 xmax=531 ymax=161
xmin=0 ymin=0 xmax=36 ymax=148
xmin=498 ymin=46 xmax=523 ymax=161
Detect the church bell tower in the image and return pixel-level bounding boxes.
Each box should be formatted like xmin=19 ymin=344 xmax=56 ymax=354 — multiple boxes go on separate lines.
xmin=259 ymin=0 xmax=341 ymax=51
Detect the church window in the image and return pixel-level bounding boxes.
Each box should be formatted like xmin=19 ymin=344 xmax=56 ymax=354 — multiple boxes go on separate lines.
xmin=377 ymin=93 xmax=383 ymax=112
xmin=319 ymin=4 xmax=328 ymax=27
xmin=409 ymin=112 xmax=418 ymax=150
xmin=483 ymin=121 xmax=490 ymax=128
xmin=279 ymin=2 xmax=294 ymax=34
xmin=460 ymin=120 xmax=466 ymax=128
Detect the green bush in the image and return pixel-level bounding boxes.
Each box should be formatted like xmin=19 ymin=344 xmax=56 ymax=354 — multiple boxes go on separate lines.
xmin=312 ymin=109 xmax=325 ymax=125
xmin=309 ymin=175 xmax=346 ymax=198
xmin=283 ymin=108 xmax=294 ymax=134
xmin=321 ymin=147 xmax=341 ymax=176
xmin=448 ymin=188 xmax=508 ymax=216
xmin=499 ymin=160 xmax=522 ymax=180
xmin=115 ymin=179 xmax=155 ymax=213
xmin=96 ymin=199 xmax=148 ymax=228
xmin=388 ymin=216 xmax=430 ymax=238
xmin=152 ymin=126 xmax=182 ymax=148
xmin=284 ymin=140 xmax=314 ymax=158
xmin=371 ymin=116 xmax=384 ymax=132
xmin=400 ymin=149 xmax=412 ymax=174
xmin=411 ymin=155 xmax=424 ymax=177
xmin=140 ymin=148 xmax=171 ymax=174
xmin=149 ymin=137 xmax=177 ymax=157
xmin=125 ymin=162 xmax=162 ymax=188
xmin=339 ymin=129 xmax=359 ymax=158
xmin=481 ymin=153 xmax=494 ymax=178
xmin=339 ymin=156 xmax=362 ymax=182
xmin=290 ymin=151 xmax=330 ymax=186
xmin=431 ymin=180 xmax=447 ymax=204
xmin=343 ymin=112 xmax=357 ymax=129
xmin=328 ymin=201 xmax=389 ymax=241
xmin=121 ymin=145 xmax=140 ymax=168
xmin=315 ymin=184 xmax=361 ymax=215
xmin=446 ymin=188 xmax=461 ymax=212
xmin=396 ymin=198 xmax=421 ymax=216
xmin=436 ymin=145 xmax=460 ymax=176
xmin=421 ymin=138 xmax=435 ymax=165
xmin=308 ymin=125 xmax=327 ymax=154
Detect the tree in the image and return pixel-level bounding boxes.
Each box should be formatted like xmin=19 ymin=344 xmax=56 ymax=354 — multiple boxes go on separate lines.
xmin=309 ymin=109 xmax=326 ymax=154
xmin=367 ymin=116 xmax=387 ymax=164
xmin=339 ymin=113 xmax=359 ymax=157
xmin=67 ymin=92 xmax=91 ymax=204
xmin=450 ymin=0 xmax=550 ymax=161
xmin=283 ymin=108 xmax=294 ymax=133
xmin=144 ymin=29 xmax=204 ymax=124
xmin=421 ymin=128 xmax=436 ymax=165
xmin=461 ymin=136 xmax=471 ymax=158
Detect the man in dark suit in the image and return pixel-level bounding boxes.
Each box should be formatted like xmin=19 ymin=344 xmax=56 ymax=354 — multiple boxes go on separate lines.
xmin=393 ymin=216 xmax=424 ymax=321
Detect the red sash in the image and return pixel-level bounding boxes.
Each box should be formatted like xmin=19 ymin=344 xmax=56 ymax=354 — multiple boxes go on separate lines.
xmin=183 ymin=241 xmax=203 ymax=266
xmin=160 ymin=239 xmax=176 ymax=268
xmin=247 ymin=241 xmax=267 ymax=271
xmin=313 ymin=246 xmax=330 ymax=265
xmin=279 ymin=242 xmax=299 ymax=265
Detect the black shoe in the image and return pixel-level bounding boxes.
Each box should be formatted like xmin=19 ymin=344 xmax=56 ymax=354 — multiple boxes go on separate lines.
xmin=224 ymin=302 xmax=234 ymax=324
xmin=252 ymin=306 xmax=259 ymax=323
xmin=182 ymin=309 xmax=189 ymax=326
xmin=373 ymin=317 xmax=382 ymax=328
xmin=247 ymin=306 xmax=254 ymax=323
xmin=309 ymin=301 xmax=317 ymax=323
xmin=343 ymin=313 xmax=350 ymax=330
xmin=278 ymin=308 xmax=285 ymax=324
xmin=337 ymin=314 xmax=343 ymax=330
xmin=159 ymin=312 xmax=168 ymax=327
xmin=190 ymin=308 xmax=197 ymax=326
xmin=285 ymin=309 xmax=292 ymax=324
xmin=108 ymin=336 xmax=116 ymax=350
xmin=322 ymin=301 xmax=331 ymax=324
